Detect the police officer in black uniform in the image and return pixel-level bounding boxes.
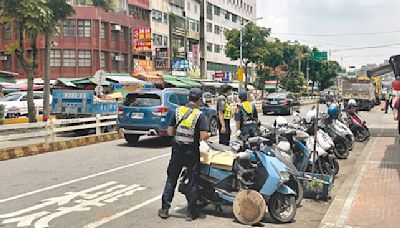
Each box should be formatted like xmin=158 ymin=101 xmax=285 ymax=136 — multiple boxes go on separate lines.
xmin=217 ymin=84 xmax=233 ymax=145
xmin=235 ymin=90 xmax=258 ymax=139
xmin=158 ymin=88 xmax=209 ymax=221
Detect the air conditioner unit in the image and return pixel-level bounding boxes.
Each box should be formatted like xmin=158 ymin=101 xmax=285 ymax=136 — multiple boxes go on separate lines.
xmin=0 ymin=56 xmax=8 ymax=61
xmin=113 ymin=55 xmax=123 ymax=61
xmin=111 ymin=24 xmax=121 ymax=31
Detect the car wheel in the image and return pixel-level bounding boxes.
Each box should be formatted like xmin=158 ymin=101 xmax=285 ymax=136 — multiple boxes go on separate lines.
xmin=286 ymin=106 xmax=293 ymax=116
xmin=209 ymin=117 xmax=218 ymax=136
xmin=124 ymin=134 xmax=140 ymax=145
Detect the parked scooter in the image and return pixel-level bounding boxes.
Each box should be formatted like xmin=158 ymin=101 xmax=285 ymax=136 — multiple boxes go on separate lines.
xmin=342 ymin=106 xmax=370 ymax=142
xmin=179 ymin=137 xmax=298 ymax=225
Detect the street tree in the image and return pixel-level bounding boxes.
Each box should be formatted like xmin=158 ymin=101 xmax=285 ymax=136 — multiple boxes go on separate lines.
xmin=225 ymin=23 xmax=270 ymax=88
xmin=0 ymin=0 xmax=53 ymax=123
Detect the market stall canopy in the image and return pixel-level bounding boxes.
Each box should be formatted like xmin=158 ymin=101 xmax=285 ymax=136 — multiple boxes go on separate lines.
xmin=106 ymin=73 xmax=154 ymax=88
xmin=73 ymin=77 xmax=111 ymax=86
xmin=0 ymin=70 xmax=17 ymax=83
xmin=174 ymin=76 xmax=203 ymax=88
xmin=162 ymin=75 xmax=191 ymax=88
xmin=138 ymin=73 xmax=164 ymax=86
xmin=57 ymin=78 xmax=82 ymax=87
xmin=3 ymin=83 xmax=44 ymax=91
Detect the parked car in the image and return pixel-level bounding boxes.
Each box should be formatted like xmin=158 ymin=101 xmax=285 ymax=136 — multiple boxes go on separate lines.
xmin=0 ymin=91 xmax=51 ymax=118
xmin=117 ymin=88 xmax=219 ymax=145
xmin=262 ymin=92 xmax=300 ymax=115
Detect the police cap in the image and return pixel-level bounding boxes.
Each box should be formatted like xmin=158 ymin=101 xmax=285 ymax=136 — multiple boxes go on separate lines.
xmin=189 ymin=88 xmax=203 ymax=101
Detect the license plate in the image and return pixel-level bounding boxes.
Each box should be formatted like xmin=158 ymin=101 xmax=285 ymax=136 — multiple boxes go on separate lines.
xmin=131 ymin=113 xmax=144 ymax=119
xmin=271 ymin=101 xmax=278 ymax=105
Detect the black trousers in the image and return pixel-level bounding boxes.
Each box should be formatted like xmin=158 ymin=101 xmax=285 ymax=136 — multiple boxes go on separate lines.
xmin=218 ymin=119 xmax=231 ymax=145
xmin=161 ymin=143 xmax=199 ymax=214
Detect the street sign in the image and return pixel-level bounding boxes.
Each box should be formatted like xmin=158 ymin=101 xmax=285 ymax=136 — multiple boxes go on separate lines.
xmin=238 ymin=67 xmax=244 ymax=82
xmin=311 ymin=52 xmax=328 ymax=61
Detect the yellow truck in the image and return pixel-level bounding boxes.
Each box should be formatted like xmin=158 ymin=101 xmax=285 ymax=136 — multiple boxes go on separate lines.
xmin=356 ymin=75 xmax=382 ymax=104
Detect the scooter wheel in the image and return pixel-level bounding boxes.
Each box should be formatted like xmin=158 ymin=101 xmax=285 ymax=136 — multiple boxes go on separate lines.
xmin=333 ymin=142 xmax=349 ymax=159
xmin=268 ymin=193 xmax=297 ymax=223
xmin=324 ymin=159 xmax=339 ymax=176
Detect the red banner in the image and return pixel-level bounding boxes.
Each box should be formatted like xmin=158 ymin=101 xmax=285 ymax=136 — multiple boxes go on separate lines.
xmin=214 ymin=72 xmax=226 ymax=78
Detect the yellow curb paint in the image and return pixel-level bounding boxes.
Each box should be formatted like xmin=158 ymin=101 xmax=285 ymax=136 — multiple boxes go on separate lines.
xmin=14 ymin=148 xmax=25 ymax=157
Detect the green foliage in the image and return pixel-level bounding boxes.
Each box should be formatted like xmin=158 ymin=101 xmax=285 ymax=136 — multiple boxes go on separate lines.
xmin=224 ymin=23 xmax=270 ymax=64
xmin=92 ymin=0 xmax=115 ymax=12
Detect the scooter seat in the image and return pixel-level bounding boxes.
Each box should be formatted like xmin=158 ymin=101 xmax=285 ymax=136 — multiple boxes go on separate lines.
xmin=207 ymin=141 xmax=235 ymax=152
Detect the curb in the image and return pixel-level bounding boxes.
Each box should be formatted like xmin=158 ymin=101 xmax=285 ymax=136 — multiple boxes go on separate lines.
xmin=319 ymin=137 xmax=377 ymax=228
xmin=0 ymin=132 xmax=123 ymax=161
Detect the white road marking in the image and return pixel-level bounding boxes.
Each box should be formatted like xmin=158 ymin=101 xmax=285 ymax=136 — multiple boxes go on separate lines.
xmin=0 ymin=153 xmax=170 ymax=204
xmin=83 ymin=195 xmax=162 ymax=228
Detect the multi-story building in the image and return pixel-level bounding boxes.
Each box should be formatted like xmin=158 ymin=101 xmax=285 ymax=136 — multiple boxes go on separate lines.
xmin=0 ymin=0 xmax=150 ymax=79
xmin=150 ymin=0 xmax=170 ymax=70
xmin=200 ymin=0 xmax=257 ymax=80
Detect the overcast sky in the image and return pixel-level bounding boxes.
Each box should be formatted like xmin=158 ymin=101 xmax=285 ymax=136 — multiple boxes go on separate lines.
xmin=256 ymin=0 xmax=400 ymax=68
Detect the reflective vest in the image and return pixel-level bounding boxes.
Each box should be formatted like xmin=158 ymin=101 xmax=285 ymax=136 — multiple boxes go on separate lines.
xmin=218 ymin=95 xmax=232 ymax=119
xmin=175 ymin=106 xmax=202 ymax=144
xmin=239 ymin=101 xmax=256 ymax=125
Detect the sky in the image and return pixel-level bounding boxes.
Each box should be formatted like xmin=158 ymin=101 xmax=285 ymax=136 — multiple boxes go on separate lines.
xmin=256 ymin=0 xmax=400 ymax=68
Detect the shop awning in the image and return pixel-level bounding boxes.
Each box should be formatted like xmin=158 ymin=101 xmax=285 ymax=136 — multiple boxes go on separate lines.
xmin=138 ymin=74 xmax=164 ymax=86
xmin=175 ymin=76 xmax=203 ymax=87
xmin=57 ymin=78 xmax=81 ymax=87
xmin=162 ymin=75 xmax=191 ymax=88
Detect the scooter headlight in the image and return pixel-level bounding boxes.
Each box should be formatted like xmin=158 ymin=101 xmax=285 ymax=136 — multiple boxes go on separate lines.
xmin=279 ymin=171 xmax=290 ymax=182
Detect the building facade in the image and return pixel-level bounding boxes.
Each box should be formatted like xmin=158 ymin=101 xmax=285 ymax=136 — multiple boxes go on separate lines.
xmin=0 ymin=0 xmax=150 ymax=79
xmin=200 ymin=0 xmax=257 ymax=80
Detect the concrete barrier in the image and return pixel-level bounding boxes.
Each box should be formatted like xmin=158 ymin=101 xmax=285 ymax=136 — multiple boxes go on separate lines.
xmin=0 ymin=132 xmax=123 ymax=161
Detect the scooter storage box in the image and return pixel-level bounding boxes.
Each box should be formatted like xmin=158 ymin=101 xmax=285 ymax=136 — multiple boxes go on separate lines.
xmin=302 ymin=172 xmax=333 ymax=201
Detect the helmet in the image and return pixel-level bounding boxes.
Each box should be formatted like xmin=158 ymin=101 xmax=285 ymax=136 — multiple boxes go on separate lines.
xmin=239 ymin=90 xmax=248 ymax=101
xmin=305 ymin=109 xmax=317 ymax=124
xmin=327 ymin=104 xmax=339 ymax=119
xmin=274 ymin=116 xmax=288 ymax=128
xmin=348 ymin=99 xmax=357 ymax=107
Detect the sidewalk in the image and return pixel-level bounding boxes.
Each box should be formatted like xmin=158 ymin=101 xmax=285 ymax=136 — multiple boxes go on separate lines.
xmin=321 ymin=136 xmax=400 ymax=228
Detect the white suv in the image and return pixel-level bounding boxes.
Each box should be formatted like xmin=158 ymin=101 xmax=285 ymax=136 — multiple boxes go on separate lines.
xmin=0 ymin=92 xmax=51 ymax=118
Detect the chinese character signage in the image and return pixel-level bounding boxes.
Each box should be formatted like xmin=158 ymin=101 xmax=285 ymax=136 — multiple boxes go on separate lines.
xmin=132 ymin=28 xmax=152 ymax=53
xmin=155 ymin=48 xmax=169 ymax=69
xmin=191 ymin=44 xmax=200 ymax=67
xmin=172 ymin=59 xmax=189 ymax=70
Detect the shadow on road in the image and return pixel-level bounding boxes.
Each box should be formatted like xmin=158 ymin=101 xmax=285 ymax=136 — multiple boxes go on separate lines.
xmin=379 ymin=136 xmax=400 ymax=179
xmin=117 ymin=136 xmax=172 ymax=149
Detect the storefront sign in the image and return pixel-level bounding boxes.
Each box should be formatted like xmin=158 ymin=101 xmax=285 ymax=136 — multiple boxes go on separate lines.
xmin=132 ymin=28 xmax=152 ymax=53
xmin=133 ymin=40 xmax=152 ymax=52
xmin=133 ymin=59 xmax=154 ymax=75
xmin=132 ymin=28 xmax=151 ymax=39
xmin=172 ymin=59 xmax=189 ymax=70
xmin=214 ymin=72 xmax=226 ymax=79
xmin=155 ymin=48 xmax=169 ymax=69
xmin=191 ymin=44 xmax=200 ymax=67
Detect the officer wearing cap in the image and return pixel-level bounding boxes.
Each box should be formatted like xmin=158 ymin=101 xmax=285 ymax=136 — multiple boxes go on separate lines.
xmin=158 ymin=88 xmax=209 ymax=221
xmin=217 ymin=84 xmax=233 ymax=145
xmin=235 ymin=90 xmax=258 ymax=138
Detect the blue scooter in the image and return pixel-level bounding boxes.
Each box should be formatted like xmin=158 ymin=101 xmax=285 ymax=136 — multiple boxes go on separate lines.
xmin=178 ymin=137 xmax=297 ymax=225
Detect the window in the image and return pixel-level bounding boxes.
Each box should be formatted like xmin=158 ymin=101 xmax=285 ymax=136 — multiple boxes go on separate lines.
xmin=194 ymin=5 xmax=198 ymax=13
xmin=189 ymin=19 xmax=199 ymax=32
xmin=207 ymin=43 xmax=213 ymax=52
xmin=50 ymin=50 xmax=61 ymax=67
xmin=207 ymin=3 xmax=213 ymax=20
xmin=3 ymin=56 xmax=11 ymax=70
xmin=214 ymin=44 xmax=221 ymax=53
xmin=100 ymin=22 xmax=106 ymax=39
xmin=153 ymin=34 xmax=163 ymax=46
xmin=111 ymin=52 xmax=118 ymax=70
xmin=214 ymin=25 xmax=221 ymax=35
xmin=187 ymin=1 xmax=190 ymax=11
xmin=63 ymin=50 xmax=76 ymax=67
xmin=100 ymin=51 xmax=107 ymax=68
xmin=169 ymin=94 xmax=189 ymax=106
xmin=163 ymin=13 xmax=168 ymax=24
xmin=78 ymin=50 xmax=91 ymax=67
xmin=225 ymin=11 xmax=230 ymax=20
xmin=152 ymin=10 xmax=163 ymax=22
xmin=124 ymin=94 xmax=161 ymax=107
xmin=111 ymin=31 xmax=117 ymax=41
xmin=163 ymin=36 xmax=168 ymax=46
xmin=232 ymin=14 xmax=238 ymax=23
xmin=206 ymin=22 xmax=212 ymax=32
xmin=63 ymin=20 xmax=76 ymax=36
xmin=214 ymin=6 xmax=220 ymax=16
xmin=78 ymin=20 xmax=91 ymax=37
xmin=33 ymin=93 xmax=43 ymax=100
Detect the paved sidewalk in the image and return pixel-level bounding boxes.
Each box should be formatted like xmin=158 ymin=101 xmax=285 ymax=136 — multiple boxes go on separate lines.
xmin=321 ymin=136 xmax=400 ymax=228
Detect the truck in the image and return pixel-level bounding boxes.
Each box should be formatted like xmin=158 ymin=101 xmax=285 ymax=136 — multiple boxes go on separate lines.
xmin=341 ymin=78 xmax=375 ymax=111
xmin=51 ymin=90 xmax=118 ymax=135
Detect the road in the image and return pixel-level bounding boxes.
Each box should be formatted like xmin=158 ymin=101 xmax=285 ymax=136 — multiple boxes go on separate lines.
xmin=0 ymin=104 xmax=392 ymax=228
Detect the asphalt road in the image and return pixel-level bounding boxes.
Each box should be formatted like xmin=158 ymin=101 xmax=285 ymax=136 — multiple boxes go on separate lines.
xmin=0 ymin=104 xmax=389 ymax=228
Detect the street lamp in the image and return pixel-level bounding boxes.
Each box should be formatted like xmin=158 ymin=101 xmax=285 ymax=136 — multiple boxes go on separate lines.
xmin=240 ymin=17 xmax=263 ymax=91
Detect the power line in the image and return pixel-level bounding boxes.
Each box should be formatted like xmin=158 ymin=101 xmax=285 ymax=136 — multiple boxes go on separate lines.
xmin=332 ymin=43 xmax=400 ymax=52
xmin=293 ymin=38 xmax=352 ymax=48
xmin=272 ymin=30 xmax=400 ymax=37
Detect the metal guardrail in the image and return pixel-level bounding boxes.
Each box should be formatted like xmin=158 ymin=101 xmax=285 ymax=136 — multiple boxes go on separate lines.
xmin=0 ymin=114 xmax=117 ymax=143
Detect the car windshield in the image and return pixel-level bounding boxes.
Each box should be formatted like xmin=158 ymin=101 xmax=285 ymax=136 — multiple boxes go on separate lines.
xmin=0 ymin=93 xmax=22 ymax=101
xmin=123 ymin=93 xmax=161 ymax=107
xmin=267 ymin=93 xmax=287 ymax=99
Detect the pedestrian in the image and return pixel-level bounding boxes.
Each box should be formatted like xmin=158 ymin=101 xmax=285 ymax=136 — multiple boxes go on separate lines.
xmin=385 ymin=92 xmax=391 ymax=113
xmin=394 ymin=93 xmax=400 ymax=137
xmin=235 ymin=90 xmax=258 ymax=139
xmin=217 ymin=84 xmax=233 ymax=145
xmin=158 ymin=88 xmax=209 ymax=221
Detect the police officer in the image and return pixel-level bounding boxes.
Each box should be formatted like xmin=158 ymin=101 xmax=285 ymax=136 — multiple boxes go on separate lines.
xmin=158 ymin=88 xmax=209 ymax=221
xmin=235 ymin=90 xmax=258 ymax=138
xmin=217 ymin=84 xmax=233 ymax=145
